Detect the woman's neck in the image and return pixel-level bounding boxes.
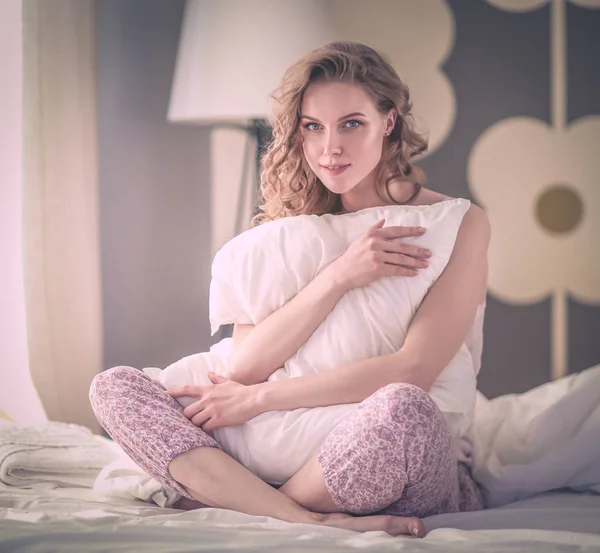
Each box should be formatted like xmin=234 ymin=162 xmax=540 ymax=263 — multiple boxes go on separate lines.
xmin=340 ymin=179 xmax=421 ymax=213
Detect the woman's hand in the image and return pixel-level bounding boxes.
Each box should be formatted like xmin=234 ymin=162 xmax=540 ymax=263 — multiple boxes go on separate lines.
xmin=167 ymin=373 xmax=262 ymax=433
xmin=329 ymin=219 xmax=432 ymax=292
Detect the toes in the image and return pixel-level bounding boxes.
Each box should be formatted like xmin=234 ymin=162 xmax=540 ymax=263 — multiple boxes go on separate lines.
xmin=320 ymin=513 xmax=426 ymax=538
xmin=384 ymin=516 xmax=425 ymax=538
xmin=407 ymin=517 xmax=426 ymax=538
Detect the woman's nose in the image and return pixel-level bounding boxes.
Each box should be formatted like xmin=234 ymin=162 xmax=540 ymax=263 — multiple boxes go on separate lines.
xmin=323 ymin=131 xmax=342 ymax=156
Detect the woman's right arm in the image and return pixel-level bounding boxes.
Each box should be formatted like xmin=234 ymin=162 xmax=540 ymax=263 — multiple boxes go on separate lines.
xmin=227 ymin=221 xmax=430 ymax=386
xmin=228 ymin=267 xmax=347 ymax=385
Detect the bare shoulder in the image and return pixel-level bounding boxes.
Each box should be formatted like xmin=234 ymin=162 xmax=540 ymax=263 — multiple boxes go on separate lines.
xmin=450 ymin=203 xmax=490 ymax=304
xmin=459 ymin=203 xmax=491 ymax=244
xmin=418 ymin=188 xmax=490 ymax=242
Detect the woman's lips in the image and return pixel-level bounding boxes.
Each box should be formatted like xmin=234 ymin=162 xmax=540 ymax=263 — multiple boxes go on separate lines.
xmin=321 ymin=164 xmax=350 ymax=177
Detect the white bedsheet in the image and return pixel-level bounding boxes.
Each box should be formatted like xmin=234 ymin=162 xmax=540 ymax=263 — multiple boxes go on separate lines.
xmin=1 ymin=484 xmax=599 ymax=552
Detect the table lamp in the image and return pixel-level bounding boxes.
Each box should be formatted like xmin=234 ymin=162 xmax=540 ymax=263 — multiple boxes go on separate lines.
xmin=168 ymin=0 xmax=331 ymax=254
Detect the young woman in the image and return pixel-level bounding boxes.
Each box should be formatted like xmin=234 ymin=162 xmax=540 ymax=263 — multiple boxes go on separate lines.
xmin=90 ymin=41 xmax=489 ymax=538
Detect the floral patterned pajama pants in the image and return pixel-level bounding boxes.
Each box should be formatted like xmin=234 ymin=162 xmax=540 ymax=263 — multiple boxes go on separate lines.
xmin=89 ymin=366 xmax=483 ymax=517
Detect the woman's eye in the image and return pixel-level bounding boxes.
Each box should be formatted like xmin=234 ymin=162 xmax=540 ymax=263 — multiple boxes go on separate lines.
xmin=305 ymin=122 xmax=321 ymax=131
xmin=303 ymin=120 xmax=362 ymax=132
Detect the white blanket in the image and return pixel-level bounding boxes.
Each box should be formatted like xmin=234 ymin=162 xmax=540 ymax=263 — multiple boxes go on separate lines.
xmin=0 ymin=421 xmax=116 ymax=489
xmin=99 ymin=365 xmax=600 ymax=509
xmin=469 ymin=364 xmax=600 ymax=508
xmin=93 ymin=437 xmax=180 ymax=508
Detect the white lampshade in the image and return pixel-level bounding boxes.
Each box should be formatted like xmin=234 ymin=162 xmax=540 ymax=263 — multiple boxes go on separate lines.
xmin=168 ymin=0 xmax=333 ymax=123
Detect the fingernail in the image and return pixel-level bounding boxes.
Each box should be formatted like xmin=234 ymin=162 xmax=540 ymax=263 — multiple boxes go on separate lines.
xmin=424 ymin=249 xmax=432 ymax=257
xmin=418 ymin=227 xmax=426 ymax=233
xmin=411 ymin=525 xmax=420 ymax=537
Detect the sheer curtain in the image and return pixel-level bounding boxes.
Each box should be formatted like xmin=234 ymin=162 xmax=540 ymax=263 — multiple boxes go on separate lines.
xmin=22 ymin=0 xmax=102 ymax=432
xmin=0 ymin=0 xmax=47 ymax=425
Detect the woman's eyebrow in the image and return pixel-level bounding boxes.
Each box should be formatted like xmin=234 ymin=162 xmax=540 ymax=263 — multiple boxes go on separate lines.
xmin=300 ymin=112 xmax=367 ymax=123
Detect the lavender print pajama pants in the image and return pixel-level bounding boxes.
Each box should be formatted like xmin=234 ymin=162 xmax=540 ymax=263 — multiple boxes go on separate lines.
xmin=89 ymin=366 xmax=483 ymax=517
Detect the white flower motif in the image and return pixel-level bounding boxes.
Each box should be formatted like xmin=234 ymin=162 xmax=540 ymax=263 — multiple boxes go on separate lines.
xmin=469 ymin=0 xmax=600 ymax=381
xmin=329 ymin=0 xmax=455 ymax=155
xmin=468 ymin=116 xmax=600 ymax=304
xmin=469 ymin=119 xmax=600 ymax=385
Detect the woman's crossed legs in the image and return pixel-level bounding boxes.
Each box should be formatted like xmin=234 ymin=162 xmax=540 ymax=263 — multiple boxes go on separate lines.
xmin=280 ymin=383 xmax=483 ymax=517
xmin=89 ymin=367 xmax=482 ymax=536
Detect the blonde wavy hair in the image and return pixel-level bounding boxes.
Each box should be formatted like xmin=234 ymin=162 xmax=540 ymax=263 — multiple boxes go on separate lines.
xmin=252 ymin=41 xmax=428 ymax=226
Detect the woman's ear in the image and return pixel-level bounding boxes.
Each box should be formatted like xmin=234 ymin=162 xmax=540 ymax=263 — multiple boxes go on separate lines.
xmin=384 ymin=108 xmax=398 ymax=136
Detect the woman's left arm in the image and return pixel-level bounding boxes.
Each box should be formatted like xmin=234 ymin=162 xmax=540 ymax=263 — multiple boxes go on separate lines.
xmin=253 ymin=204 xmax=491 ymax=412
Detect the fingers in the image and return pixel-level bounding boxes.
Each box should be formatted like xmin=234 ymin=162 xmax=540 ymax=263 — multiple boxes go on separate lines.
xmin=184 ymin=401 xmax=213 ymax=428
xmin=167 ymin=384 xmax=204 ymax=398
xmin=373 ymin=251 xmax=427 ymax=274
xmin=381 ymin=240 xmax=432 ymax=260
xmin=382 ymin=264 xmax=419 ymax=277
xmin=381 ymin=251 xmax=429 ymax=270
xmin=191 ymin=410 xmax=212 ymax=428
xmin=182 ymin=400 xmax=216 ymax=432
xmin=369 ymin=218 xmax=386 ymax=230
xmin=202 ymin=419 xmax=218 ymax=433
xmin=375 ymin=225 xmax=426 ymax=239
xmin=183 ymin=400 xmax=206 ymax=420
xmin=208 ymin=372 xmax=228 ymax=384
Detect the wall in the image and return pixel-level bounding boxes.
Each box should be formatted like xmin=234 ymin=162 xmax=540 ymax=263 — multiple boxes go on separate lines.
xmin=97 ymin=0 xmax=600 ymax=398
xmin=421 ymin=0 xmax=600 ymax=396
xmin=96 ymin=0 xmax=213 ymax=370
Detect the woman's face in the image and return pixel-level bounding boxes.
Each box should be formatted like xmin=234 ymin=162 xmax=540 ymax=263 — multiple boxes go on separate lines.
xmin=300 ymin=81 xmax=395 ymax=198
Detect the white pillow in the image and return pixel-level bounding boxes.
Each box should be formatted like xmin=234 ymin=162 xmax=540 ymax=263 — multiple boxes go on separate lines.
xmin=152 ymin=199 xmax=476 ymax=484
xmin=210 ymin=200 xmax=473 ymax=389
xmin=210 ymin=199 xmax=470 ymax=340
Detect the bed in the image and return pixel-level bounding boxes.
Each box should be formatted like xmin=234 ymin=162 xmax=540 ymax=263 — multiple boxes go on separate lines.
xmin=2 ymin=484 xmax=599 ymax=552
xmin=2 ymin=364 xmax=600 ymax=552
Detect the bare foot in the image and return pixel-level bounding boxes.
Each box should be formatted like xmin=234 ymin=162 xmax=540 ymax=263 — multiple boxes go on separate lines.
xmin=320 ymin=513 xmax=425 ymax=538
xmin=172 ymin=496 xmax=424 ymax=538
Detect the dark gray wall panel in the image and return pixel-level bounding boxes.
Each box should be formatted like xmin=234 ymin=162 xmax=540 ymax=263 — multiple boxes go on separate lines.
xmin=420 ymin=0 xmax=551 ymax=200
xmin=97 ymin=0 xmax=213 ymax=370
xmin=568 ymin=3 xmax=600 ymax=122
xmin=477 ymin=295 xmax=552 ymax=398
xmin=569 ymin=297 xmax=600 ymax=374
xmin=421 ymin=0 xmax=553 ymax=396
